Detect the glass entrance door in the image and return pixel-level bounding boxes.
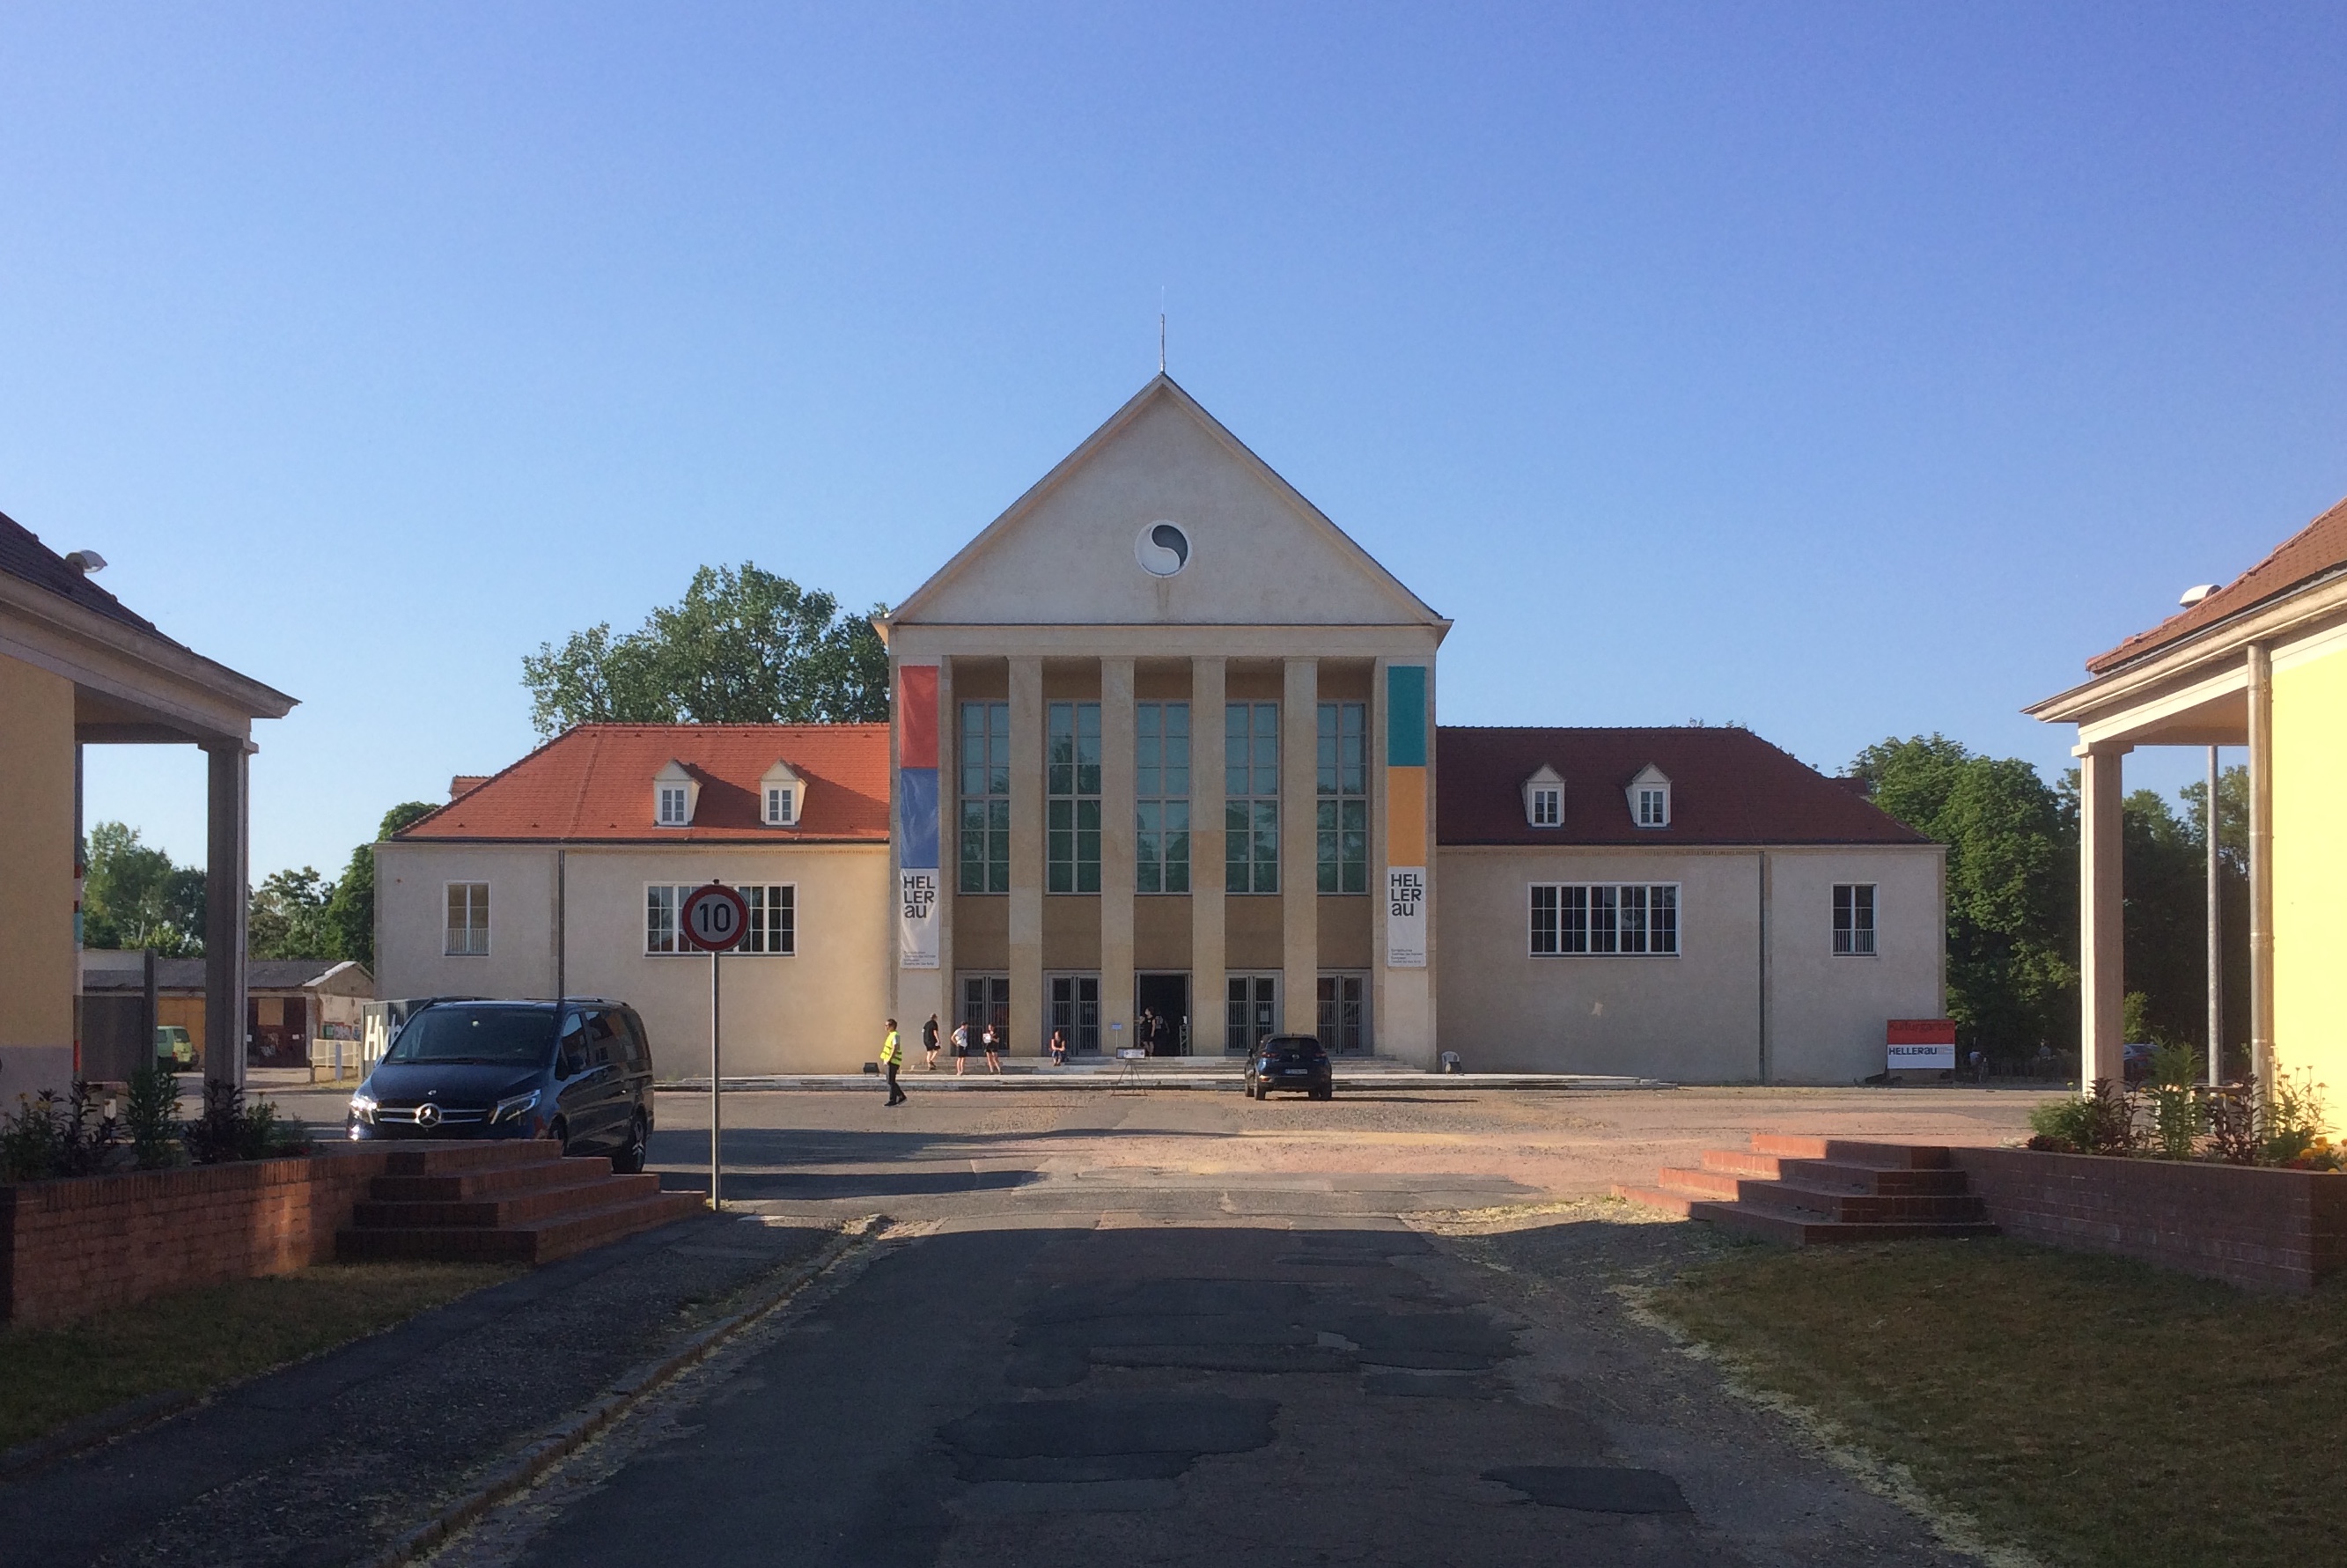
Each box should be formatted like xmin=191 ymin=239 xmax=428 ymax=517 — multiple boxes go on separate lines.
xmin=960 ymin=975 xmax=1009 ymax=1045
xmin=1048 ymin=974 xmax=1100 ymax=1054
xmin=1317 ymin=974 xmax=1367 ymax=1053
xmin=1226 ymin=974 xmax=1279 ymax=1054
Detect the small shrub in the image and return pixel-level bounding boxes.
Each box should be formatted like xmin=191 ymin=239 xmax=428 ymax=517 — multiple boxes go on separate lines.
xmin=2262 ymin=1069 xmax=2329 ymax=1167
xmin=0 ymin=1084 xmax=121 ymax=1182
xmin=121 ymin=1063 xmax=182 ymax=1170
xmin=2143 ymin=1042 xmax=2204 ymax=1160
xmin=2027 ymin=1080 xmax=2138 ymax=1156
xmin=183 ymin=1081 xmax=310 ymax=1165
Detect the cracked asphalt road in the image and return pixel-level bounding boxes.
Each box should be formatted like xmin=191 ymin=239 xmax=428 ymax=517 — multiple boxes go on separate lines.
xmin=417 ymin=1088 xmax=2027 ymax=1566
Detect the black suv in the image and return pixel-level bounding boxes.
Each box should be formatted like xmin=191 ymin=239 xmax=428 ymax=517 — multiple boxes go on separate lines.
xmin=349 ymin=999 xmax=656 ymax=1173
xmin=1246 ymin=1034 xmax=1334 ymax=1101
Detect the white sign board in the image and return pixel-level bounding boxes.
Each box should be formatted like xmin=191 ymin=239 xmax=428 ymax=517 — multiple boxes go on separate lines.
xmin=899 ymin=870 xmax=939 ymax=968
xmin=1387 ymin=867 xmax=1427 ymax=968
xmin=1887 ymin=1042 xmax=1955 ymax=1071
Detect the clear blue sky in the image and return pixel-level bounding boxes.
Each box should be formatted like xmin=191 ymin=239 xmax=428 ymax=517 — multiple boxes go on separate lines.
xmin=6 ymin=4 xmax=2343 ymax=881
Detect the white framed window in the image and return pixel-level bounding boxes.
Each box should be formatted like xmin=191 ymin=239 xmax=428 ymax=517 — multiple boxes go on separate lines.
xmin=1626 ymin=765 xmax=1672 ymax=828
xmin=1137 ymin=702 xmax=1190 ymax=894
xmin=1225 ymin=702 xmax=1279 ymax=894
xmin=1528 ymin=883 xmax=1679 ymax=956
xmin=445 ymin=882 xmax=489 ymax=955
xmin=765 ymin=786 xmax=797 ymax=827
xmin=1530 ymin=787 xmax=1561 ymax=827
xmin=658 ymin=785 xmax=690 ymax=825
xmin=1834 ymin=883 xmax=1877 ymax=956
xmin=645 ymin=884 xmax=795 ymax=954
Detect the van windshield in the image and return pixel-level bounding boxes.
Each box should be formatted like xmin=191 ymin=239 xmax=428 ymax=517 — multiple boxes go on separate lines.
xmin=386 ymin=1006 xmax=555 ymax=1066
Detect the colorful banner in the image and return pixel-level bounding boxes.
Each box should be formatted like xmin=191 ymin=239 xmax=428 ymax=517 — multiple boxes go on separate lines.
xmin=1386 ymin=664 xmax=1428 ymax=968
xmin=898 ymin=664 xmax=940 ymax=968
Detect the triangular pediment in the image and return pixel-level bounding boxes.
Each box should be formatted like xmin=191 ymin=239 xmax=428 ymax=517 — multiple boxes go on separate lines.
xmin=887 ymin=377 xmax=1447 ymax=630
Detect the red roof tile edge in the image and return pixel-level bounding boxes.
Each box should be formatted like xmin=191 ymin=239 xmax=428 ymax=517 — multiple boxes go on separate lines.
xmin=2086 ymin=494 xmax=2347 ymax=675
xmin=394 ymin=724 xmax=892 ymax=843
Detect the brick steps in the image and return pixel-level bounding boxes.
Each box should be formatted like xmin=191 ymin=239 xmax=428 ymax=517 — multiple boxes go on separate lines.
xmin=1617 ymin=1134 xmax=1998 ymax=1248
xmin=336 ymin=1142 xmax=703 ymax=1266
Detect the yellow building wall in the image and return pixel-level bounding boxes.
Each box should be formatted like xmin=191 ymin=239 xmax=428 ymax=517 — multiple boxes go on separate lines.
xmin=0 ymin=652 xmax=77 ymax=1061
xmin=2272 ymin=637 xmax=2347 ymax=1134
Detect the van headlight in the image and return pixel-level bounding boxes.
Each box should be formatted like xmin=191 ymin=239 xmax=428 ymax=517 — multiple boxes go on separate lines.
xmin=349 ymin=1093 xmax=378 ymax=1125
xmin=492 ymin=1089 xmax=541 ymax=1125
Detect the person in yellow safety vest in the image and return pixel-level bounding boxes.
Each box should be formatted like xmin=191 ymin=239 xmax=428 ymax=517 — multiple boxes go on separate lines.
xmin=881 ymin=1020 xmax=906 ymax=1107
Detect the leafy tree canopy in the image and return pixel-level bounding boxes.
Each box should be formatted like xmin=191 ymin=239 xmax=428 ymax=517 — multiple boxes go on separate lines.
xmin=1849 ymin=735 xmax=2078 ymax=1054
xmin=521 ymin=564 xmax=889 ymax=739
xmin=81 ymin=822 xmax=207 ymax=955
xmin=248 ymin=867 xmax=336 ymax=961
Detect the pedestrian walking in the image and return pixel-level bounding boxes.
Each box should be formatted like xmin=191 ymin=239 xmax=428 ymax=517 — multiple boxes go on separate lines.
xmin=922 ymin=1013 xmax=940 ymax=1071
xmin=953 ymin=1020 xmax=970 ymax=1076
xmin=881 ymin=1020 xmax=906 ymax=1106
xmin=982 ymin=1021 xmax=1002 ymax=1074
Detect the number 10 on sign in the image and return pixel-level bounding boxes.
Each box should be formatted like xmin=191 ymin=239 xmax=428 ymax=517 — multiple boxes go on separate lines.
xmin=680 ymin=884 xmax=747 ymax=1207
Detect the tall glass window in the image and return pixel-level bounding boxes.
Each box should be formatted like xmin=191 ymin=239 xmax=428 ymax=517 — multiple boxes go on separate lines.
xmin=1225 ymin=702 xmax=1279 ymax=894
xmin=959 ymin=701 xmax=1010 ymax=894
xmin=1137 ymin=702 xmax=1191 ymax=894
xmin=1316 ymin=702 xmax=1368 ymax=893
xmin=1047 ymin=701 xmax=1102 ymax=893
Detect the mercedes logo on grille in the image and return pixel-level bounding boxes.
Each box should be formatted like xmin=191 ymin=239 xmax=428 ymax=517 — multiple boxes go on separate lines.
xmin=415 ymin=1102 xmax=442 ymax=1128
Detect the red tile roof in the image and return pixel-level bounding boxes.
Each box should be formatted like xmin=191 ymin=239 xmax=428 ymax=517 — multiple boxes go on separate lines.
xmin=396 ymin=725 xmax=891 ymax=843
xmin=2086 ymin=495 xmax=2347 ymax=675
xmin=1437 ymin=726 xmax=1928 ymax=847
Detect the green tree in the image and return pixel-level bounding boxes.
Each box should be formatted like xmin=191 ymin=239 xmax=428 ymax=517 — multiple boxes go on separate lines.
xmin=521 ymin=564 xmax=889 ymax=739
xmin=80 ymin=821 xmax=206 ymax=955
xmin=2176 ymin=763 xmax=2250 ymax=1070
xmin=322 ymin=801 xmax=438 ymax=967
xmin=1850 ymin=736 xmax=2078 ymax=1060
xmin=247 ymin=867 xmax=336 ymax=961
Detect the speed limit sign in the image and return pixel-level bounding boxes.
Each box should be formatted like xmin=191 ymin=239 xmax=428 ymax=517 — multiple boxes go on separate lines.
xmin=680 ymin=882 xmax=749 ymax=953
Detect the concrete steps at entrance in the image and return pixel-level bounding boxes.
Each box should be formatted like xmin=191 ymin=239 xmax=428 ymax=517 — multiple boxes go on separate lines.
xmin=337 ymin=1141 xmax=703 ymax=1265
xmin=1616 ymin=1134 xmax=1998 ymax=1246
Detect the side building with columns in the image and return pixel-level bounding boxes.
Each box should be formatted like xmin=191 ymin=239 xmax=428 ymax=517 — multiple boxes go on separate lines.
xmin=2030 ymin=495 xmax=2347 ymax=1123
xmin=381 ymin=374 xmax=1946 ymax=1082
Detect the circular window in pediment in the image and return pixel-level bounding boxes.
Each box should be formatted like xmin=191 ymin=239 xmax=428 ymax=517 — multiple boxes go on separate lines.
xmin=1136 ymin=520 xmax=1191 ymax=578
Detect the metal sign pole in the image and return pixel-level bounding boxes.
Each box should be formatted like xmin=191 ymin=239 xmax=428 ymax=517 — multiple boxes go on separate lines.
xmin=710 ymin=945 xmax=722 ymax=1211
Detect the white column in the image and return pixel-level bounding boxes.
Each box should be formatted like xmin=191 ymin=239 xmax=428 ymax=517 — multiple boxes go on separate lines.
xmin=2248 ymin=642 xmax=2276 ymax=1098
xmin=1009 ymin=657 xmax=1045 ymax=1056
xmin=1100 ymin=658 xmax=1136 ymax=1051
xmin=1281 ymin=658 xmax=1320 ymax=1035
xmin=1190 ymin=657 xmax=1226 ymax=1054
xmin=202 ymin=738 xmax=251 ymax=1093
xmin=2078 ymin=743 xmax=2127 ymax=1087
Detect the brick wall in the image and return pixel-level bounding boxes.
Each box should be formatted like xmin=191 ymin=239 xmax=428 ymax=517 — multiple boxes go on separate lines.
xmin=0 ymin=1146 xmax=394 ymax=1329
xmin=1951 ymin=1146 xmax=2347 ymax=1293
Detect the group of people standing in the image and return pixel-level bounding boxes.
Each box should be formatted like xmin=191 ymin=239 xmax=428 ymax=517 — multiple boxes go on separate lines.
xmin=879 ymin=1006 xmax=1188 ymax=1105
xmin=919 ymin=1013 xmax=1003 ymax=1075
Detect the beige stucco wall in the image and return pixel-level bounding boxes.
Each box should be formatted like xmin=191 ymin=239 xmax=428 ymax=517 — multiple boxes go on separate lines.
xmin=1435 ymin=843 xmax=1942 ymax=1084
xmin=2272 ymin=629 xmax=2347 ymax=1127
xmin=0 ymin=651 xmax=77 ymax=1099
xmin=376 ymin=841 xmax=892 ymax=1076
xmin=1763 ymin=847 xmax=1946 ymax=1083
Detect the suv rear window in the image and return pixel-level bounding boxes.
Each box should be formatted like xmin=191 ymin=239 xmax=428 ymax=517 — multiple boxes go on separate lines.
xmin=387 ymin=1005 xmax=555 ymax=1066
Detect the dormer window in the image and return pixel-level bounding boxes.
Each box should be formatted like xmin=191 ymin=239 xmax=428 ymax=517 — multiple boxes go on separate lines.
xmin=1521 ymin=765 xmax=1564 ymax=828
xmin=761 ymin=759 xmax=804 ymax=828
xmin=1626 ymin=764 xmax=1672 ymax=829
xmin=653 ymin=760 xmax=699 ymax=827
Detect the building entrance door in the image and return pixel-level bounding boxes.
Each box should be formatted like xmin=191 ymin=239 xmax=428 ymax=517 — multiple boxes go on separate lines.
xmin=1135 ymin=972 xmax=1188 ymax=1056
xmin=1226 ymin=974 xmax=1280 ymax=1055
xmin=1317 ymin=974 xmax=1368 ymax=1053
xmin=1048 ymin=974 xmax=1100 ymax=1055
xmin=959 ymin=974 xmax=1009 ymax=1049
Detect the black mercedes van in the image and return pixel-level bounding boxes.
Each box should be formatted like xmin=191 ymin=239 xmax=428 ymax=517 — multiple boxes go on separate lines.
xmin=348 ymin=998 xmax=655 ymax=1174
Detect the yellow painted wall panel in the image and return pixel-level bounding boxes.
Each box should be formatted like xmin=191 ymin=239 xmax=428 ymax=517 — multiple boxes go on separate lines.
xmin=2272 ymin=640 xmax=2347 ymax=1133
xmin=0 ymin=652 xmax=76 ymax=1051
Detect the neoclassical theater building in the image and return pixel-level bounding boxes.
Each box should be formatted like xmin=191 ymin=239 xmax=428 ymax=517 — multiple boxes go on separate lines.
xmin=380 ymin=377 xmax=1944 ymax=1081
